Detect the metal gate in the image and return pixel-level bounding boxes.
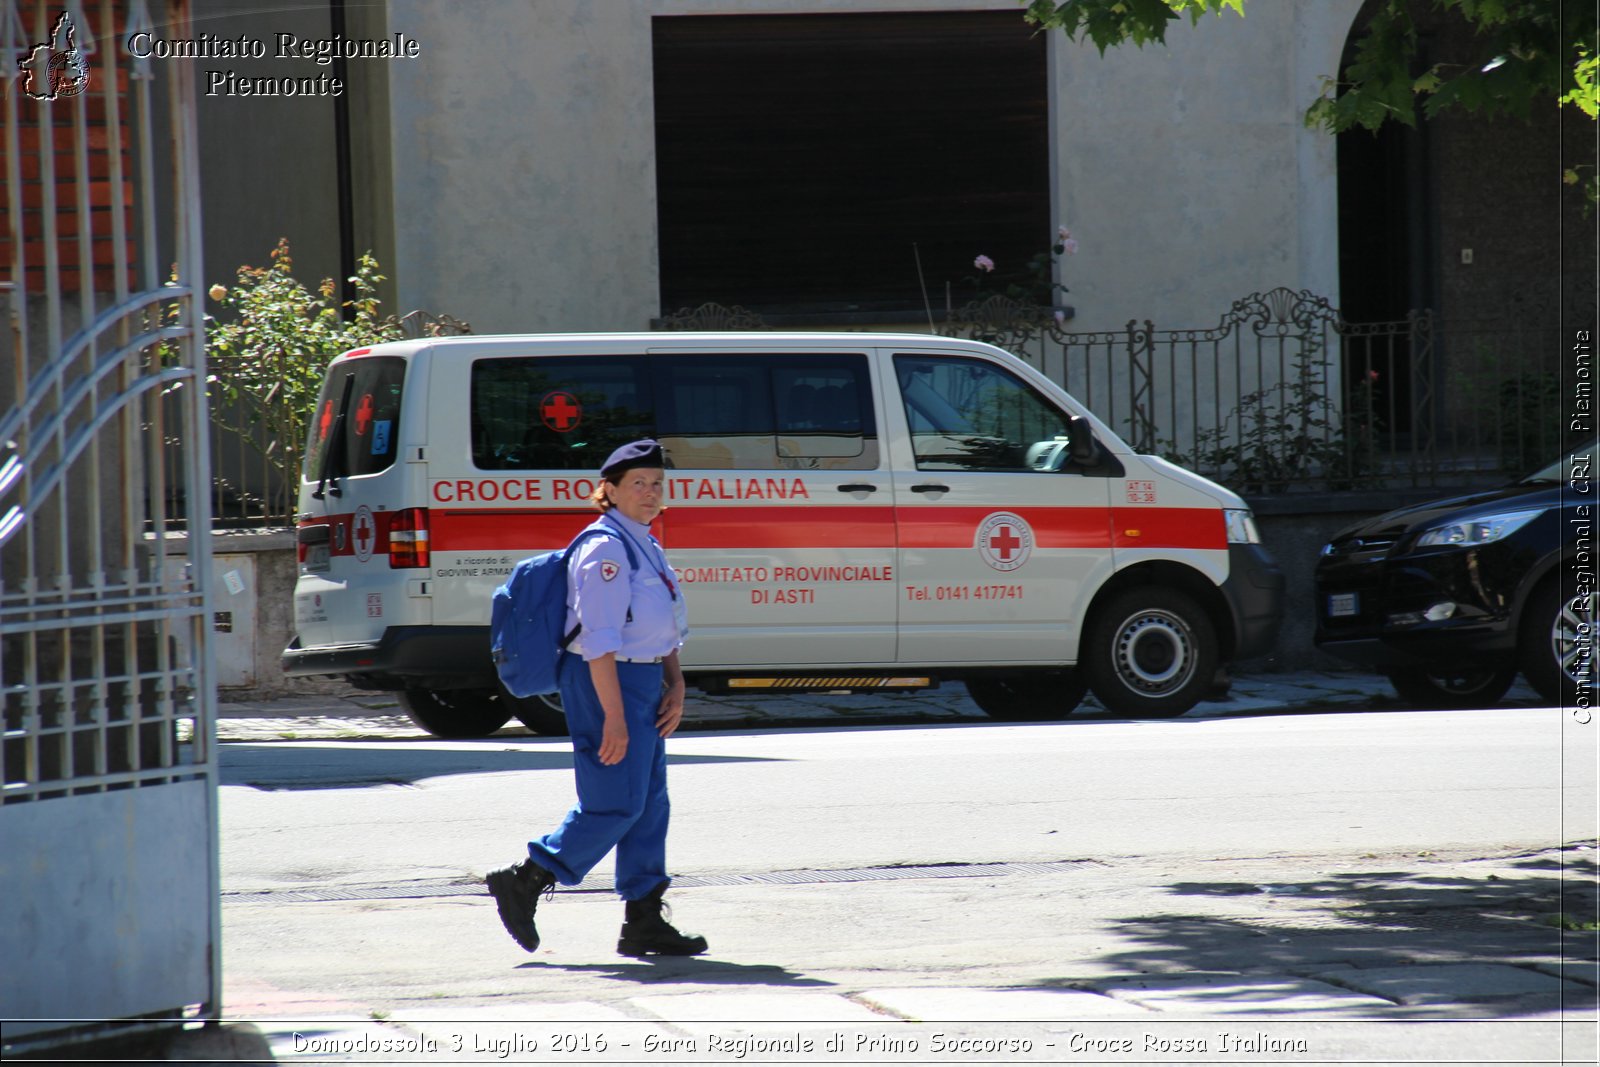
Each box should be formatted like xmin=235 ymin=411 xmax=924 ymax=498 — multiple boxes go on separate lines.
xmin=1 ymin=0 xmax=219 ymax=1051
xmin=948 ymin=288 xmax=1555 ymax=493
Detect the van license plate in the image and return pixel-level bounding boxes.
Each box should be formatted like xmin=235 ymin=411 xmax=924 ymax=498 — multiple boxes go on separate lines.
xmin=305 ymin=545 xmax=330 ymax=573
xmin=1328 ymin=592 xmax=1358 ymax=617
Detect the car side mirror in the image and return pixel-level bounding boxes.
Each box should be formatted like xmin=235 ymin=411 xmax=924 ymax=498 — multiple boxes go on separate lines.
xmin=1067 ymin=415 xmax=1099 ymax=465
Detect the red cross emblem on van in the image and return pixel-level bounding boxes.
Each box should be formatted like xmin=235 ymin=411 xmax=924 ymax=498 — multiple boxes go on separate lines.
xmin=540 ymin=390 xmax=582 ymax=432
xmin=976 ymin=512 xmax=1033 ymax=572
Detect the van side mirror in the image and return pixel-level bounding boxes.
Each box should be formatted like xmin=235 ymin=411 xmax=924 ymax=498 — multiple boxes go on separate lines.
xmin=1066 ymin=415 xmax=1099 ymax=465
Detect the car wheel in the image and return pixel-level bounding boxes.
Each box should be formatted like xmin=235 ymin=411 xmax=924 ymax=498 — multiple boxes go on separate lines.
xmin=501 ymin=684 xmax=570 ymax=736
xmin=1383 ymin=666 xmax=1517 ymax=709
xmin=1082 ymin=588 xmax=1219 ymax=717
xmin=1519 ymin=579 xmax=1598 ymax=706
xmin=397 ymin=687 xmax=513 ymax=738
xmin=966 ymin=671 xmax=1087 ymax=721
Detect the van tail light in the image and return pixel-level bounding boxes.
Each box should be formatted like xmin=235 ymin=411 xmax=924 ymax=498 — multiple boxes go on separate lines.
xmin=389 ymin=508 xmax=430 ymax=569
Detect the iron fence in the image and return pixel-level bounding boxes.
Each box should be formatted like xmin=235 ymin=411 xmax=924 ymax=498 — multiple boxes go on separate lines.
xmin=947 ymin=287 xmax=1569 ymax=495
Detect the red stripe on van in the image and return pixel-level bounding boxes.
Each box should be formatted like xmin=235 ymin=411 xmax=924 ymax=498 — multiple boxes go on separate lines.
xmin=308 ymin=504 xmax=1226 ymax=555
xmin=431 ymin=510 xmax=594 ymax=550
xmin=1110 ymin=507 xmax=1227 ymax=549
xmin=895 ymin=507 xmax=1113 ymax=549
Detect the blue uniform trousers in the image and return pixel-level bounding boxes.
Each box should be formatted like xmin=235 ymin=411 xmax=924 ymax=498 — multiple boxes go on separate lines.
xmin=527 ymin=652 xmax=671 ymax=901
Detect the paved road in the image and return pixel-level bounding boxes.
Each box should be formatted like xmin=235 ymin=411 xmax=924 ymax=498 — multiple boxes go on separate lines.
xmin=208 ymin=689 xmax=1598 ymax=1065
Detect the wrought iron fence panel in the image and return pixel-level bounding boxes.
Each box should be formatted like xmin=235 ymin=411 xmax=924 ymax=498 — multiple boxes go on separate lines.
xmin=945 ymin=286 xmax=1553 ymax=495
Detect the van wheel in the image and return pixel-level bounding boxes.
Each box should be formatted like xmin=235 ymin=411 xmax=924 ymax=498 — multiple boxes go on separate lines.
xmin=1519 ymin=578 xmax=1596 ymax=706
xmin=966 ymin=672 xmax=1087 ymax=720
xmin=1082 ymin=588 xmax=1218 ymax=717
xmin=1384 ymin=666 xmax=1517 ymax=709
xmin=397 ymin=687 xmax=513 ymax=739
xmin=501 ymin=685 xmax=570 ymax=737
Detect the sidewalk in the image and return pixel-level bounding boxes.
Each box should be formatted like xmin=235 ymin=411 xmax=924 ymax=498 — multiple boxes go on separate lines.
xmin=207 ymin=843 xmax=1596 ymax=1065
xmin=214 ymin=668 xmax=1546 ymax=743
xmin=199 ymin=671 xmax=1597 ymax=1065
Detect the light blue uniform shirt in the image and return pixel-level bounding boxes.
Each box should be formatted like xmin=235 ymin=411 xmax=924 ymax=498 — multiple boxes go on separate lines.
xmin=564 ymin=512 xmax=686 ymax=662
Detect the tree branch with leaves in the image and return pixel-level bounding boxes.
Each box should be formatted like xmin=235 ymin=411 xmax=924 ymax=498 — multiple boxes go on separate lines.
xmin=1026 ymin=0 xmax=1597 ymax=203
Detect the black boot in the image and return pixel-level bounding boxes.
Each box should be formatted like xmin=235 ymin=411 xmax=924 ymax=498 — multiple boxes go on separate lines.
xmin=617 ymin=881 xmax=708 ymax=957
xmin=485 ymin=858 xmax=556 ymax=952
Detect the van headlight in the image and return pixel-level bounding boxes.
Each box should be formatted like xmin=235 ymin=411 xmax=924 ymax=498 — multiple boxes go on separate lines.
xmin=1414 ymin=508 xmax=1543 ymax=547
xmin=1224 ymin=508 xmax=1261 ymax=544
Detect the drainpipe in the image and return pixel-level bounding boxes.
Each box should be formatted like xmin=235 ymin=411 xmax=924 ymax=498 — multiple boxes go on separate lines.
xmin=331 ymin=0 xmax=356 ymax=315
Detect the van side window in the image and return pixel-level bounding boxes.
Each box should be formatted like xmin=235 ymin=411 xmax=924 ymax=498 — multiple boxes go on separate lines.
xmin=471 ymin=356 xmax=653 ymax=470
xmin=654 ymin=354 xmax=877 ymax=470
xmin=301 ymin=355 xmax=406 ymax=482
xmin=894 ymin=355 xmax=1071 ymax=472
xmin=771 ymin=357 xmax=878 ymax=468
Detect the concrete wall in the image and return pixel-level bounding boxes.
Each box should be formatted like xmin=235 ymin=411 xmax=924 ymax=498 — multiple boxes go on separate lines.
xmin=1052 ymin=1 xmax=1361 ymax=333
xmin=385 ymin=0 xmax=662 ymax=333
xmin=381 ymin=0 xmax=1363 ymax=335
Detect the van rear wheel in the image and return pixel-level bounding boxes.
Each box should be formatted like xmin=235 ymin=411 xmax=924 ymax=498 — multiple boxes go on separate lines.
xmin=501 ymin=685 xmax=570 ymax=737
xmin=966 ymin=672 xmax=1087 ymax=720
xmin=1082 ymin=588 xmax=1219 ymax=718
xmin=397 ymin=687 xmax=513 ymax=739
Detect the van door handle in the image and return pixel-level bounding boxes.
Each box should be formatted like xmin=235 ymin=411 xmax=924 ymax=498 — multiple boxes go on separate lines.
xmin=910 ymin=483 xmax=950 ymax=494
xmin=837 ymin=483 xmax=877 ymax=493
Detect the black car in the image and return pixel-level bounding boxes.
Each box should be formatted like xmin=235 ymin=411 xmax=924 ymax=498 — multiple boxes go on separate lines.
xmin=1314 ymin=446 xmax=1597 ymax=707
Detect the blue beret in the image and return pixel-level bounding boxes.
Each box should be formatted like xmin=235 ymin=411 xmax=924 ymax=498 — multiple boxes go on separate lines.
xmin=600 ymin=439 xmax=664 ymax=480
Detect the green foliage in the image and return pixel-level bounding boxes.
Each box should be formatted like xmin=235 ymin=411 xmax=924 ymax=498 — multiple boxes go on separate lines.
xmin=1159 ymin=336 xmax=1381 ymax=493
xmin=1303 ymin=1 xmax=1593 ymax=132
xmin=1029 ymin=1 xmax=1598 ymax=204
xmin=1023 ymin=0 xmax=1244 ymax=52
xmin=205 ymin=239 xmax=406 ymax=518
xmin=1453 ymin=354 xmax=1563 ymax=475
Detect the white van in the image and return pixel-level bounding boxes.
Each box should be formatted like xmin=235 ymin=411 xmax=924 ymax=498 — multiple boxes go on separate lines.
xmin=282 ymin=333 xmax=1283 ymax=737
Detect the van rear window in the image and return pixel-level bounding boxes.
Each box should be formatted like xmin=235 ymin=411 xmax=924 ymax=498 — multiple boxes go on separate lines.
xmin=470 ymin=353 xmax=878 ymax=471
xmin=301 ymin=355 xmax=406 ymax=483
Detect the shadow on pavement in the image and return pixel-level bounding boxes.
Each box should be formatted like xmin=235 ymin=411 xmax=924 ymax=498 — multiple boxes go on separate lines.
xmin=516 ymin=956 xmax=832 ymax=989
xmin=220 ymin=744 xmax=781 ymax=790
xmin=1057 ymin=848 xmax=1598 ymax=1018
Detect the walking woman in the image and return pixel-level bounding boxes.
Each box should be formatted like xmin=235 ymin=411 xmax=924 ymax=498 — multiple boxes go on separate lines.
xmin=486 ymin=440 xmax=706 ymax=957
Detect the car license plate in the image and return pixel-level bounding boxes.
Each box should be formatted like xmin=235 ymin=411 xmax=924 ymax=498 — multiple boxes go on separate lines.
xmin=1328 ymin=592 xmax=1358 ymax=617
xmin=305 ymin=544 xmax=330 ymax=573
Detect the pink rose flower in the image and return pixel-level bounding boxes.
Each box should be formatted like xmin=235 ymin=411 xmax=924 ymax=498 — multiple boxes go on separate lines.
xmin=974 ymin=254 xmax=995 ymax=272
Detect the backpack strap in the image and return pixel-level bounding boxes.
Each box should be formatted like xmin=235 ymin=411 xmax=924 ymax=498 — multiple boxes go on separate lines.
xmin=559 ymin=526 xmax=640 ymax=650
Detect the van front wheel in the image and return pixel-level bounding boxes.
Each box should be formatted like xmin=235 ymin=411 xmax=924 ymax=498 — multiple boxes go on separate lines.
xmin=1082 ymin=588 xmax=1219 ymax=718
xmin=398 ymin=687 xmax=514 ymax=739
xmin=966 ymin=672 xmax=1087 ymax=720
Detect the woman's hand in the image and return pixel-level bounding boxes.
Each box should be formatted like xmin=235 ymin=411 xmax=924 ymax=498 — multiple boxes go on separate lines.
xmin=589 ymin=654 xmax=629 ymax=764
xmin=599 ymin=711 xmax=629 ymax=765
xmin=657 ymin=652 xmax=687 ymax=738
xmin=656 ymin=682 xmax=686 ymax=738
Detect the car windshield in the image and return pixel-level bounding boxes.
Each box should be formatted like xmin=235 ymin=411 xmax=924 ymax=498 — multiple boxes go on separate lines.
xmin=1520 ymin=444 xmax=1593 ymax=485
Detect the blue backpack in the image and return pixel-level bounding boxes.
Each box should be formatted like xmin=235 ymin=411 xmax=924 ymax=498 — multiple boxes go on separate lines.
xmin=490 ymin=526 xmax=637 ymax=698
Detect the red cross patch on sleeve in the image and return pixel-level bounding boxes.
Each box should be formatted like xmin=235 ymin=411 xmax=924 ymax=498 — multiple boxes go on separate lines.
xmin=600 ymin=559 xmax=621 ymax=582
